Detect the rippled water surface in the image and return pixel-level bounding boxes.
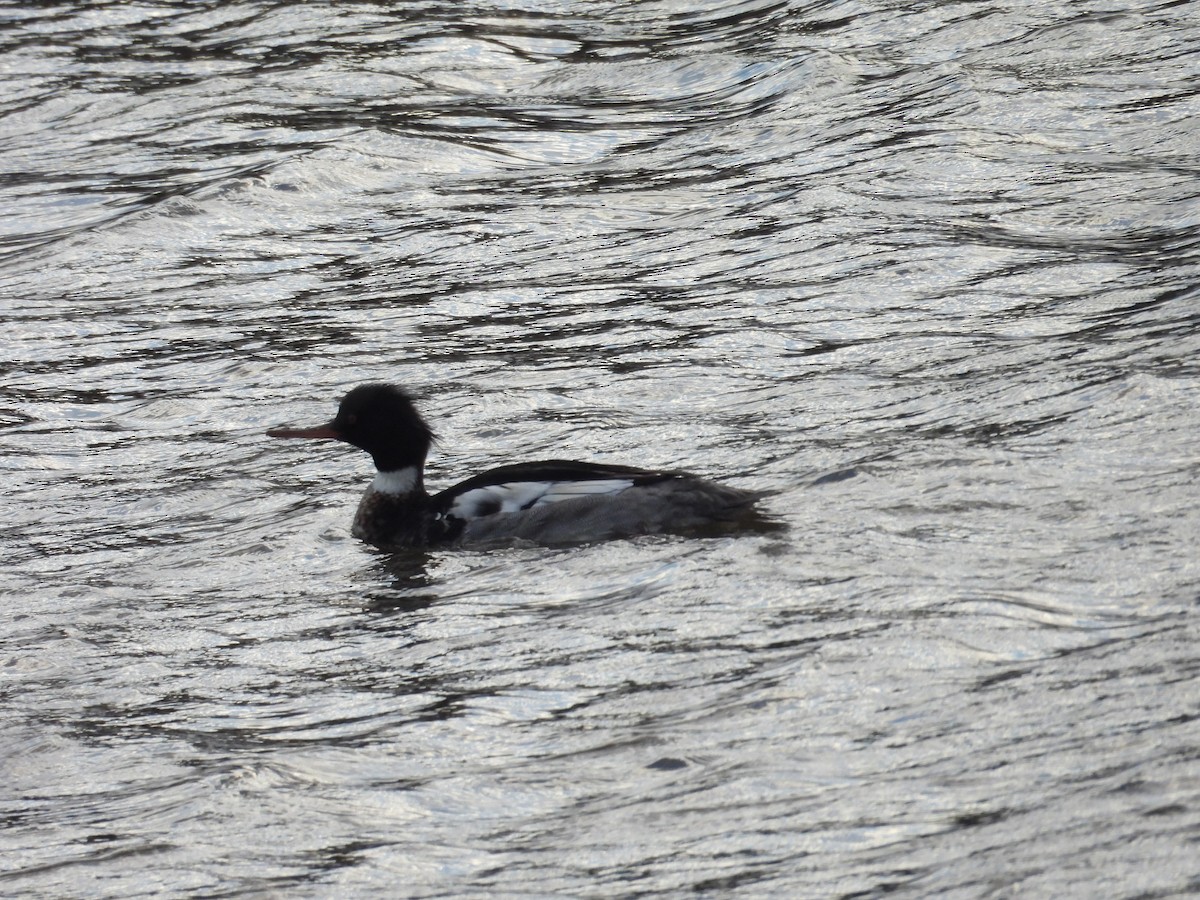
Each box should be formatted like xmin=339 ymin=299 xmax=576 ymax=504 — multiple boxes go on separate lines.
xmin=3 ymin=1 xmax=1199 ymax=896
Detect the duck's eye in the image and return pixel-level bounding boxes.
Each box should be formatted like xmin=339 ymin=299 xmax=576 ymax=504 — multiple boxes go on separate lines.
xmin=345 ymin=413 xmax=358 ymax=426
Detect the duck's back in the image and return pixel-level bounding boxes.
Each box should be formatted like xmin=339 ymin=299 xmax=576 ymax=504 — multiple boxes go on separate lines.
xmin=433 ymin=460 xmax=763 ymax=546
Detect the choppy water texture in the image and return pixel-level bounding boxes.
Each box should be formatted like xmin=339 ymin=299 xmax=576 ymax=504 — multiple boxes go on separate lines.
xmin=2 ymin=1 xmax=1199 ymax=896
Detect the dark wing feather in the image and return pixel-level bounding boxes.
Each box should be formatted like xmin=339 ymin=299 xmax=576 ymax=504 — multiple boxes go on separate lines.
xmin=431 ymin=459 xmax=676 ymax=512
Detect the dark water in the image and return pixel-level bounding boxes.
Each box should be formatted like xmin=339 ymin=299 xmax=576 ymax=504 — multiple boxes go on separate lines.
xmin=3 ymin=1 xmax=1199 ymax=896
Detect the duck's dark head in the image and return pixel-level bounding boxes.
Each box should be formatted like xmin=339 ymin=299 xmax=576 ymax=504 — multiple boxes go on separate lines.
xmin=268 ymin=383 xmax=433 ymax=473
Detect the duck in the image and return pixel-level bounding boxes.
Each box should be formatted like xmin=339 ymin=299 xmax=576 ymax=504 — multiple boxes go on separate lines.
xmin=267 ymin=383 xmax=771 ymax=548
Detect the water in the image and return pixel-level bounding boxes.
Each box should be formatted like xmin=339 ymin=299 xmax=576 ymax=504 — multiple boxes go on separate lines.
xmin=2 ymin=1 xmax=1198 ymax=896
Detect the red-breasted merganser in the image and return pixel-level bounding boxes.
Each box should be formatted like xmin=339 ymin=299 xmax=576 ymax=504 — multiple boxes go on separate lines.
xmin=267 ymin=384 xmax=771 ymax=548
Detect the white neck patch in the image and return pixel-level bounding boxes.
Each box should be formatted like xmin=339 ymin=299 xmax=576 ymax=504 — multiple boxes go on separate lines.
xmin=371 ymin=466 xmax=420 ymax=496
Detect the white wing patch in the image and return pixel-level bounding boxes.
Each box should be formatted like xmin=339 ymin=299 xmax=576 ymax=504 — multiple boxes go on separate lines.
xmin=449 ymin=479 xmax=635 ymax=520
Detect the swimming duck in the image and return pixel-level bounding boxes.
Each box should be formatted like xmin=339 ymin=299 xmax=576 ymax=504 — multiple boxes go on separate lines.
xmin=267 ymin=384 xmax=769 ymax=548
